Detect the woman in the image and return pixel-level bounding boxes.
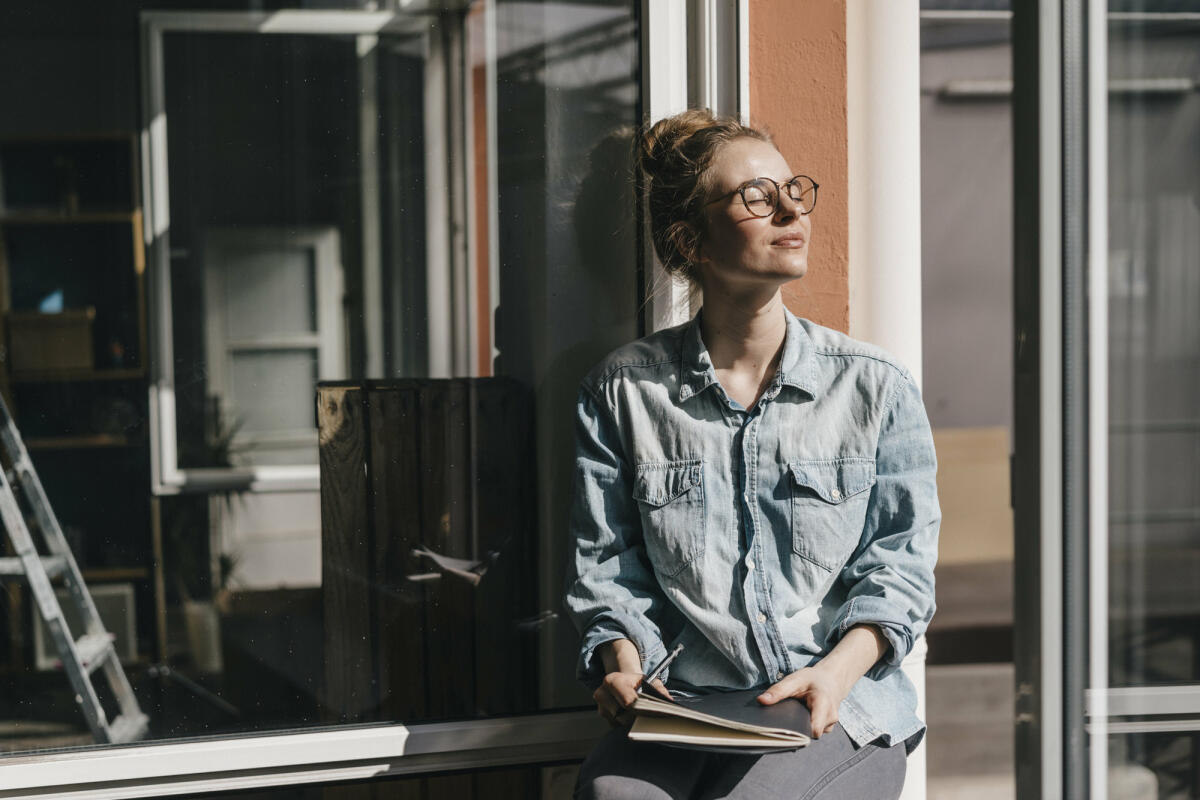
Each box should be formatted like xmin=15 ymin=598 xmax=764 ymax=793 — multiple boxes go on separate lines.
xmin=564 ymin=109 xmax=939 ymax=800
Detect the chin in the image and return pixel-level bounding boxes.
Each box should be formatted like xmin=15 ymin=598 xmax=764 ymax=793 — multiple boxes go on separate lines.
xmin=773 ymin=256 xmax=808 ymax=280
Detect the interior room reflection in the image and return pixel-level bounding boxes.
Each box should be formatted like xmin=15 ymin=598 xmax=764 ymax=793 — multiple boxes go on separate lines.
xmin=0 ymin=0 xmax=641 ymax=760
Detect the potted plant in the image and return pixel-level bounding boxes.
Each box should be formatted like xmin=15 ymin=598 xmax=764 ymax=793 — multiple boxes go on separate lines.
xmin=162 ymin=401 xmax=244 ymax=673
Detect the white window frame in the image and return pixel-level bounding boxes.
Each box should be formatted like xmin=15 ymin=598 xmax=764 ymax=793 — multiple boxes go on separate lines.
xmin=0 ymin=712 xmax=608 ymax=799
xmin=202 ymin=226 xmax=345 ymax=461
xmin=0 ymin=4 xmax=734 ymax=797
xmin=142 ymin=9 xmax=452 ymax=495
xmin=641 ymin=0 xmax=747 ymax=331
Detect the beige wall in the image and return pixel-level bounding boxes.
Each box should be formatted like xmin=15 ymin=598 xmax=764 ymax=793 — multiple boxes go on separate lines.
xmin=749 ymin=0 xmax=850 ymax=333
xmin=933 ymin=427 xmax=1014 ymax=565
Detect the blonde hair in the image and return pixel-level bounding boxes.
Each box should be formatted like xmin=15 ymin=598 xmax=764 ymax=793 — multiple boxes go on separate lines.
xmin=636 ymin=109 xmax=771 ymax=283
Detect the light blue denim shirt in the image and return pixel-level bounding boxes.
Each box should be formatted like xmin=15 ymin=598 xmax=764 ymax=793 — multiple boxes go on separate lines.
xmin=563 ymin=308 xmax=939 ymax=752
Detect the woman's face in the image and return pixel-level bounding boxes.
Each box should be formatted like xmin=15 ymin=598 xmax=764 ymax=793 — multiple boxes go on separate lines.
xmin=694 ymin=137 xmax=811 ymax=290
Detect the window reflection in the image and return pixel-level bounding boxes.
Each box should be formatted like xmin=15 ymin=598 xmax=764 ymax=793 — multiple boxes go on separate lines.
xmin=0 ymin=0 xmax=640 ymax=754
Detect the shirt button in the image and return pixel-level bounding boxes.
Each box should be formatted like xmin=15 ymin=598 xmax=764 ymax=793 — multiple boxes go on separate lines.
xmin=746 ymin=559 xmax=755 ymax=570
xmin=757 ymin=613 xmax=766 ymax=623
xmin=776 ymin=671 xmax=785 ymax=680
xmin=831 ymin=488 xmax=842 ymax=500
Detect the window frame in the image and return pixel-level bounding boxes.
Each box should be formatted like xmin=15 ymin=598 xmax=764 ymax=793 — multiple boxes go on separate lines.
xmin=142 ymin=9 xmax=445 ymax=496
xmin=0 ymin=711 xmax=607 ymax=798
xmin=201 ymin=225 xmax=345 ymax=460
xmin=1012 ymin=1 xmax=1113 ymax=796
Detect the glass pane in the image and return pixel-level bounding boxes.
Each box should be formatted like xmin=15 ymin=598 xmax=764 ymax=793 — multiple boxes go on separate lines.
xmin=165 ymin=33 xmax=358 ymax=469
xmin=1108 ymin=732 xmax=1194 ymax=799
xmin=1107 ymin=9 xmax=1200 ymax=796
xmin=221 ymin=246 xmax=317 ymax=340
xmin=228 ymin=349 xmax=318 ymax=435
xmin=919 ymin=10 xmax=1016 ymax=797
xmin=1107 ymin=13 xmax=1200 ymax=685
xmin=0 ymin=0 xmax=641 ymax=760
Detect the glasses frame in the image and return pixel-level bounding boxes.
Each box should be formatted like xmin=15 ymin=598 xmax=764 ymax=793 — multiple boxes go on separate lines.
xmin=704 ymin=175 xmax=820 ymax=218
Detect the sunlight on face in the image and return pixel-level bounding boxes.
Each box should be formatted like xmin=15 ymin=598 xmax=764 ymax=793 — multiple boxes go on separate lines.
xmin=696 ymin=137 xmax=812 ymax=292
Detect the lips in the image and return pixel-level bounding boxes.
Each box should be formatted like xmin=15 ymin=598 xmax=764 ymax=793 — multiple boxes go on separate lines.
xmin=772 ymin=234 xmax=806 ymax=247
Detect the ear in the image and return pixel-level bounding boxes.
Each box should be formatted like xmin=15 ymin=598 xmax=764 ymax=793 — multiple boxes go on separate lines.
xmin=665 ymin=221 xmax=702 ymax=267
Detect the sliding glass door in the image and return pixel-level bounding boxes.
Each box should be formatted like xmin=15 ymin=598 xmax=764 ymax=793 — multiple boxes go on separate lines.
xmin=1015 ymin=3 xmax=1200 ymax=797
xmin=1104 ymin=8 xmax=1200 ymax=798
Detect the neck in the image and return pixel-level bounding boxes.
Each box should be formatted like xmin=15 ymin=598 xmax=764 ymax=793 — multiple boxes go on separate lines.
xmin=696 ymin=285 xmax=788 ymax=377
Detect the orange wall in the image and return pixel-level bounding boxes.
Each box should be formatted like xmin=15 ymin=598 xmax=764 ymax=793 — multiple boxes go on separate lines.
xmin=749 ymin=0 xmax=849 ymax=332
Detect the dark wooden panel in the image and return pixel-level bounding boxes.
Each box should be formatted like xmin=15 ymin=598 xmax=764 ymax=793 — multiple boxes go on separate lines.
xmin=319 ymin=386 xmax=375 ymax=722
xmin=320 ymin=784 xmax=374 ymax=800
xmin=481 ymin=766 xmax=541 ymax=799
xmin=368 ymin=385 xmax=428 ymax=722
xmin=426 ymin=772 xmax=473 ymax=800
xmin=318 ymin=377 xmax=540 ymax=793
xmin=418 ymin=380 xmax=477 ymax=719
xmin=471 ymin=378 xmax=537 ymax=715
xmin=321 ymin=777 xmax=422 ymax=800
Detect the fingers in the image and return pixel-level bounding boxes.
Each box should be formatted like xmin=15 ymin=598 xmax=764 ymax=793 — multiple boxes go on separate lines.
xmin=754 ymin=668 xmax=846 ymax=737
xmin=647 ymin=678 xmax=672 ymax=701
xmin=757 ymin=672 xmax=809 ymax=705
xmin=592 ymin=686 xmax=621 ymax=726
xmin=593 ymin=689 xmax=635 ymax=728
xmin=594 ymin=673 xmax=645 ymax=728
xmin=807 ymin=695 xmax=839 ymax=738
xmin=602 ymin=672 xmax=641 ymax=708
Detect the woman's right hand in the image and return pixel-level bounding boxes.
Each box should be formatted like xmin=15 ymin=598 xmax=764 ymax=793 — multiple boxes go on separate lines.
xmin=594 ymin=639 xmax=671 ymax=728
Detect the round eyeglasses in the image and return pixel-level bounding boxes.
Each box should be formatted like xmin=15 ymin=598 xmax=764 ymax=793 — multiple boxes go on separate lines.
xmin=704 ymin=175 xmax=819 ymax=218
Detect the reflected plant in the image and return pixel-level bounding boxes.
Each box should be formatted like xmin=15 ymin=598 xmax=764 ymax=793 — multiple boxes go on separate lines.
xmin=163 ymin=400 xmax=246 ymax=603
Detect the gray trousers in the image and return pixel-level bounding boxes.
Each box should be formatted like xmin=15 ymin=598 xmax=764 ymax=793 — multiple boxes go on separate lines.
xmin=575 ymin=725 xmax=906 ymax=800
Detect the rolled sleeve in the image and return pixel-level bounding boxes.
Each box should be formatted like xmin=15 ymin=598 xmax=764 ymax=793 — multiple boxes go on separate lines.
xmin=827 ymin=374 xmax=940 ymax=680
xmin=577 ymin=611 xmax=670 ymax=688
xmin=563 ymin=386 xmax=678 ymax=688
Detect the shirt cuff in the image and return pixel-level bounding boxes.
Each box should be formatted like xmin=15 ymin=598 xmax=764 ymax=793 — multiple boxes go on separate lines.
xmin=577 ymin=611 xmax=668 ymax=688
xmin=826 ymin=596 xmax=915 ymax=681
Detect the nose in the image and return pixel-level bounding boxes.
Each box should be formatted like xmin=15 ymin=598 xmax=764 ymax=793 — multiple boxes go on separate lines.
xmin=773 ymin=191 xmax=799 ymax=223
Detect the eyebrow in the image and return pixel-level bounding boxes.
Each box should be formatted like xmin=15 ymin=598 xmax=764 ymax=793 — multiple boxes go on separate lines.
xmin=739 ymin=175 xmax=794 ymax=187
xmin=720 ymin=175 xmax=796 ymax=194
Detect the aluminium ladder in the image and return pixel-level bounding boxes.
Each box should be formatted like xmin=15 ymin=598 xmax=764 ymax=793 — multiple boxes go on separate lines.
xmin=0 ymin=395 xmax=148 ymax=744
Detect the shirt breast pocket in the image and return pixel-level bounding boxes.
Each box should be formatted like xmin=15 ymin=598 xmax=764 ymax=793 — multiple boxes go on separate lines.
xmin=789 ymin=458 xmax=876 ymax=571
xmin=632 ymin=459 xmax=705 ymax=579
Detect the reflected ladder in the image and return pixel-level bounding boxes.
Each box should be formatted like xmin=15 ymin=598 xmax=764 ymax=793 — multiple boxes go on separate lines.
xmin=0 ymin=394 xmax=148 ymax=744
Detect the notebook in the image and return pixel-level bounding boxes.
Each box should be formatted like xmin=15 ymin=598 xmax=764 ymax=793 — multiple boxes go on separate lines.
xmin=627 ymin=688 xmax=811 ymax=753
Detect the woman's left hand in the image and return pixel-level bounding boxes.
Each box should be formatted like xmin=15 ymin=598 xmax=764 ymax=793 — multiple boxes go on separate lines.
xmin=756 ymin=624 xmax=887 ymax=739
xmin=755 ymin=665 xmax=851 ymax=739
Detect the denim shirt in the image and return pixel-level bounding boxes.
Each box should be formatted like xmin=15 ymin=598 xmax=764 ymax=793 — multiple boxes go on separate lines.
xmin=563 ymin=309 xmax=939 ymax=752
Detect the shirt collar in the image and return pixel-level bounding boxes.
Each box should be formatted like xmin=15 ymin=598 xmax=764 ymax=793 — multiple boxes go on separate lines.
xmin=677 ymin=307 xmax=817 ymax=403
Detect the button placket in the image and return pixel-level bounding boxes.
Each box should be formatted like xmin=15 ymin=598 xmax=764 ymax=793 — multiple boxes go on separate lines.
xmin=734 ymin=417 xmax=775 ymax=681
xmin=745 ymin=418 xmax=781 ymax=676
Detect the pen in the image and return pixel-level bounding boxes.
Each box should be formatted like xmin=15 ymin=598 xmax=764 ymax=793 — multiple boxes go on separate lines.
xmin=638 ymin=643 xmax=684 ymax=696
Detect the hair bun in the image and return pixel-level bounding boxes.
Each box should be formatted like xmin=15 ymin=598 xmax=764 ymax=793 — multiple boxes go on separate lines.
xmin=635 ymin=109 xmax=771 ymax=282
xmin=637 ymin=108 xmax=718 ymax=185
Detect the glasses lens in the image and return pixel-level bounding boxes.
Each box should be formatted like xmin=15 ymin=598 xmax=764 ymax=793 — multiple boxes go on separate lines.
xmin=785 ymin=176 xmax=817 ymax=213
xmin=741 ymin=179 xmax=777 ymax=217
